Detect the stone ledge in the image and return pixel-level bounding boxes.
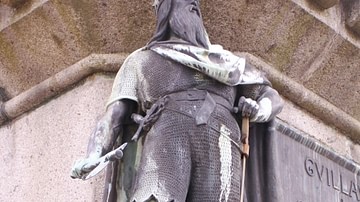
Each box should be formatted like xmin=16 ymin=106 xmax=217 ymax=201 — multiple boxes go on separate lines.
xmin=276 ymin=119 xmax=360 ymax=171
xmin=277 ymin=99 xmax=360 ymax=163
xmin=0 ymin=53 xmax=127 ymax=126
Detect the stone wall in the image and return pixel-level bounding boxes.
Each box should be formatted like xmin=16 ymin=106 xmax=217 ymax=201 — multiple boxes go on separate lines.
xmin=0 ymin=0 xmax=359 ymax=122
xmin=0 ymin=74 xmax=112 ymax=202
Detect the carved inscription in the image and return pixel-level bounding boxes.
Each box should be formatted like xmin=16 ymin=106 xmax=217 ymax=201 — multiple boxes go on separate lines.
xmin=305 ymin=157 xmax=360 ymax=201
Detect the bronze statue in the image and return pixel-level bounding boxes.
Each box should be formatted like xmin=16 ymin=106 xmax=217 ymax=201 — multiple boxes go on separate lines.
xmin=71 ymin=0 xmax=283 ymax=201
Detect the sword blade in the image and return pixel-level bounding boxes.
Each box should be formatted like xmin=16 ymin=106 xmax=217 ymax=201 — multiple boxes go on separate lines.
xmin=84 ymin=142 xmax=128 ymax=180
xmin=84 ymin=156 xmax=109 ymax=180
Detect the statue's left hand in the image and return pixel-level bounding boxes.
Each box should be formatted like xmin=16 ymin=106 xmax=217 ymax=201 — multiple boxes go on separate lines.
xmin=237 ymin=96 xmax=259 ymax=119
xmin=70 ymin=157 xmax=100 ymax=180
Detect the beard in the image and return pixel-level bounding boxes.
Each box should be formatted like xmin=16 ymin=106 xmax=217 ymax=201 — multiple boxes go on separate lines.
xmin=169 ymin=9 xmax=209 ymax=49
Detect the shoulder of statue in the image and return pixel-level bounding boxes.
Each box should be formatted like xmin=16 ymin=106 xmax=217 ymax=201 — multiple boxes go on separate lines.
xmin=124 ymin=48 xmax=157 ymax=65
xmin=123 ymin=48 xmax=166 ymax=70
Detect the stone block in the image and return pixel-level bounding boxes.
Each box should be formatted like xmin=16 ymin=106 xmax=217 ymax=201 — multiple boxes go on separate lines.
xmin=303 ymin=40 xmax=360 ymax=121
xmin=0 ymin=74 xmax=113 ymax=202
xmin=311 ymin=0 xmax=339 ymax=9
xmin=344 ymin=0 xmax=360 ymax=35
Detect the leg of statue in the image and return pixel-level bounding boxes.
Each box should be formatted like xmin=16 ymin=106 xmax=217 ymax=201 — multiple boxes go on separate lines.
xmin=186 ymin=119 xmax=243 ymax=201
xmin=131 ymin=110 xmax=192 ymax=202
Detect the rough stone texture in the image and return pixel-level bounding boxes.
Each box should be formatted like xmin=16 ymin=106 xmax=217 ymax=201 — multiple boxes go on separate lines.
xmin=278 ymin=98 xmax=359 ymax=162
xmin=0 ymin=0 xmax=154 ymax=97
xmin=311 ymin=0 xmax=339 ymax=9
xmin=0 ymin=74 xmax=113 ymax=202
xmin=289 ymin=1 xmax=360 ymax=122
xmin=344 ymin=0 xmax=360 ymax=35
xmin=203 ymin=0 xmax=360 ymax=122
xmin=0 ymin=0 xmax=358 ymax=125
xmin=0 ymin=0 xmax=49 ymax=31
xmin=303 ymin=40 xmax=360 ymax=120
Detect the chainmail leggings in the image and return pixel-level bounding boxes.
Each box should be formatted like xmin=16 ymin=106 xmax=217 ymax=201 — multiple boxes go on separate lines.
xmin=131 ymin=100 xmax=245 ymax=202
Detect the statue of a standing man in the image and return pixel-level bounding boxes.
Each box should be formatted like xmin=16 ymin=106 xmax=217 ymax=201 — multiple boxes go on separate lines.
xmin=71 ymin=0 xmax=283 ymax=201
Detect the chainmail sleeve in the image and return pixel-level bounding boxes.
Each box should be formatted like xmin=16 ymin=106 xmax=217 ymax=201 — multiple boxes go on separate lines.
xmin=106 ymin=52 xmax=140 ymax=108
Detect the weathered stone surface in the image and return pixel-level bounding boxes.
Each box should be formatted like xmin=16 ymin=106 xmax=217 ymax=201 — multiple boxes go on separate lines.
xmin=344 ymin=0 xmax=360 ymax=35
xmin=272 ymin=120 xmax=360 ymax=201
xmin=1 ymin=0 xmax=34 ymax=9
xmin=0 ymin=74 xmax=113 ymax=202
xmin=201 ymin=0 xmax=360 ymax=122
xmin=0 ymin=0 xmax=154 ymax=97
xmin=0 ymin=0 xmax=359 ymax=125
xmin=278 ymin=99 xmax=357 ymax=161
xmin=311 ymin=0 xmax=339 ymax=9
xmin=303 ymin=40 xmax=360 ymax=121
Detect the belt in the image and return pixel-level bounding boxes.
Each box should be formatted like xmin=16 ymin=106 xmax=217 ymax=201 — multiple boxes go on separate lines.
xmin=167 ymin=89 xmax=233 ymax=125
xmin=131 ymin=89 xmax=234 ymax=141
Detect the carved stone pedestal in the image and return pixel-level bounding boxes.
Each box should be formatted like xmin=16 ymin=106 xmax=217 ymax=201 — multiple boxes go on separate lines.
xmin=256 ymin=120 xmax=360 ymax=201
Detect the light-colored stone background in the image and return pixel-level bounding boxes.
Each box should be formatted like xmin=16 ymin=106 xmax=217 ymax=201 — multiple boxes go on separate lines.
xmin=0 ymin=74 xmax=112 ymax=202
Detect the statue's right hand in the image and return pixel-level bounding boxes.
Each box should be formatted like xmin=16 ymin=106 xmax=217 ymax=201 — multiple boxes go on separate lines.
xmin=70 ymin=157 xmax=100 ymax=180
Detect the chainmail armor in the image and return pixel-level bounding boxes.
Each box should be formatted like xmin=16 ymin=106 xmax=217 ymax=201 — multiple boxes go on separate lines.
xmin=109 ymin=49 xmax=256 ymax=201
xmin=131 ymin=98 xmax=243 ymax=202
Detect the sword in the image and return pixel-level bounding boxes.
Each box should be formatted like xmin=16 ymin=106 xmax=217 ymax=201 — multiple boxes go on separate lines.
xmin=84 ymin=142 xmax=128 ymax=180
xmin=240 ymin=117 xmax=250 ymax=202
xmin=83 ymin=112 xmax=149 ymax=180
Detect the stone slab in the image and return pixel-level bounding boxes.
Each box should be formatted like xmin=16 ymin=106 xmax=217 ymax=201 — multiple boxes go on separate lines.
xmin=272 ymin=120 xmax=360 ymax=201
xmin=277 ymin=99 xmax=357 ymax=162
xmin=0 ymin=0 xmax=155 ymax=97
xmin=0 ymin=74 xmax=113 ymax=202
xmin=303 ymin=40 xmax=360 ymax=121
xmin=344 ymin=0 xmax=360 ymax=35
